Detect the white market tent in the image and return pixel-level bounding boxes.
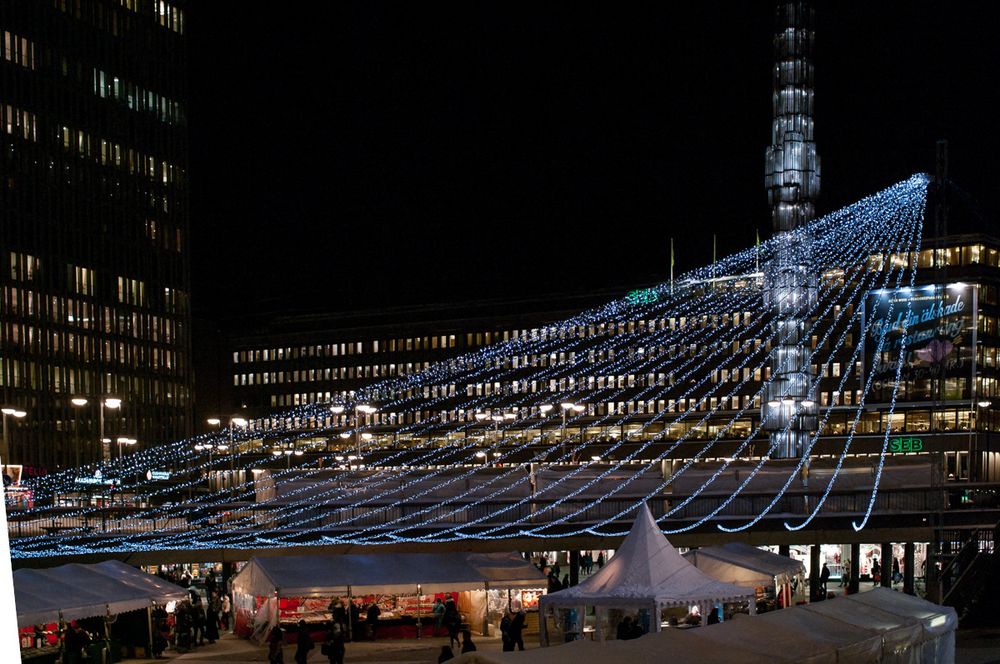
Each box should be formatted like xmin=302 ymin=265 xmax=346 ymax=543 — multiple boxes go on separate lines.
xmin=458 ymin=588 xmax=957 ymax=664
xmin=232 ymin=551 xmax=547 ymax=641
xmin=13 ymin=560 xmax=187 ymax=627
xmin=683 ymin=542 xmax=804 ymax=587
xmin=538 ymin=504 xmax=756 ymax=644
xmin=232 ymin=551 xmax=546 ymax=597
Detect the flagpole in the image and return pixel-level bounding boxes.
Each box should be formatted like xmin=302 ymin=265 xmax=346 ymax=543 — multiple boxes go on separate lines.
xmin=670 ymin=237 xmax=674 ymax=297
xmin=755 ymin=229 xmax=760 ymax=273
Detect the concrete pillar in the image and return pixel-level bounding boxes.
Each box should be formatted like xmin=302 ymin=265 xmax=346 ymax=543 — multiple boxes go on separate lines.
xmin=809 ymin=545 xmax=820 ymax=601
xmin=881 ymin=542 xmax=892 ymax=588
xmin=570 ymin=550 xmax=580 ymax=586
xmin=779 ymin=544 xmax=790 ymax=557
xmin=904 ymin=542 xmax=916 ymax=595
xmin=848 ymin=543 xmax=860 ymax=595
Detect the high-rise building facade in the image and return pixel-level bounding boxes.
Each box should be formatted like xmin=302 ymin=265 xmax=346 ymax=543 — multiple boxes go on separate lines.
xmin=0 ymin=0 xmax=191 ymax=471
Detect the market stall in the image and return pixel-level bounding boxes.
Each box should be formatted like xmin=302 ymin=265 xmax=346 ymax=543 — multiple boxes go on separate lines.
xmin=683 ymin=542 xmax=804 ymax=610
xmin=231 ymin=551 xmax=546 ymax=642
xmin=538 ymin=504 xmax=755 ymax=645
xmin=13 ymin=560 xmax=187 ymax=659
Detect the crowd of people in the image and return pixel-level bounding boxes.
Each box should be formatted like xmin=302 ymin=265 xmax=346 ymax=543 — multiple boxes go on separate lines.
xmin=151 ymin=567 xmax=233 ymax=657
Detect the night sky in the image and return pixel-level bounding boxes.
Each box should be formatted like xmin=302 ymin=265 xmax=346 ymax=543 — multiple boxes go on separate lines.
xmin=186 ymin=2 xmax=999 ymax=320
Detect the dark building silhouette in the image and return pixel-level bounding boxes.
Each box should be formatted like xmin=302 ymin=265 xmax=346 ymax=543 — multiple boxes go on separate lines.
xmin=0 ymin=0 xmax=191 ymax=470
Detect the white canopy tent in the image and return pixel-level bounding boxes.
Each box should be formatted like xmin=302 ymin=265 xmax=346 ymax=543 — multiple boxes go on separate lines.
xmin=683 ymin=541 xmax=804 ymax=608
xmin=683 ymin=542 xmax=804 ymax=587
xmin=232 ymin=551 xmax=546 ymax=641
xmin=13 ymin=560 xmax=187 ymax=627
xmin=538 ymin=504 xmax=755 ymax=644
xmin=232 ymin=551 xmax=546 ymax=597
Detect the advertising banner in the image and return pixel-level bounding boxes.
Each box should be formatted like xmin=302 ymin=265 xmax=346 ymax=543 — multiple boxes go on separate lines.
xmin=864 ymin=284 xmax=975 ymax=402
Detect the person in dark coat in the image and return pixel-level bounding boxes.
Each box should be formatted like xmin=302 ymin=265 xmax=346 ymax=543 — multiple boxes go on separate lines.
xmin=460 ymin=629 xmax=477 ymax=653
xmin=189 ymin=596 xmax=205 ymax=646
xmin=349 ymin=602 xmax=361 ymax=641
xmin=267 ymin=625 xmax=284 ymax=664
xmin=324 ymin=622 xmax=346 ymax=664
xmin=294 ymin=620 xmax=313 ymax=664
xmin=443 ymin=599 xmax=461 ymax=650
xmin=597 ymin=552 xmax=605 ymax=569
xmin=820 ymin=563 xmax=830 ymax=594
xmin=872 ymin=558 xmax=881 ymax=586
xmin=508 ymin=607 xmax=526 ymax=651
xmin=366 ymin=602 xmax=381 ymax=640
xmin=205 ymin=591 xmax=220 ymax=643
xmin=616 ymin=616 xmax=632 ymax=640
xmin=707 ymin=608 xmax=721 ymax=625
xmin=62 ymin=623 xmax=89 ymax=664
xmin=500 ymin=610 xmax=514 ymax=652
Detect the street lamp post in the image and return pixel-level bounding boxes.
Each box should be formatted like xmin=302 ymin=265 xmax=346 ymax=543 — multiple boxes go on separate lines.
xmin=99 ymin=397 xmax=122 ymax=461
xmin=71 ymin=397 xmax=89 ymax=467
xmin=1 ymin=407 xmax=28 ymax=472
xmin=354 ymin=405 xmax=377 ymax=458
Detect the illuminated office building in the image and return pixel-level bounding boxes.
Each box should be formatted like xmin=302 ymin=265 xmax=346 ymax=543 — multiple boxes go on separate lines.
xmin=0 ymin=0 xmax=191 ymax=469
xmin=226 ymin=226 xmax=998 ymax=484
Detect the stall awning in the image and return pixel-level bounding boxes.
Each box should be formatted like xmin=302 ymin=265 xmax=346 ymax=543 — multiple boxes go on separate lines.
xmin=14 ymin=560 xmax=187 ymax=627
xmin=683 ymin=542 xmax=805 ymax=587
xmin=232 ymin=551 xmax=547 ymax=598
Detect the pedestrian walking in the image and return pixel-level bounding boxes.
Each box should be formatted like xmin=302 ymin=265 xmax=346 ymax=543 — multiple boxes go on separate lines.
xmin=820 ymin=563 xmax=830 ymax=594
xmin=267 ymin=625 xmax=284 ymax=664
xmin=444 ymin=599 xmax=461 ymax=650
xmin=220 ymin=593 xmax=232 ymax=631
xmin=508 ymin=606 xmax=526 ymax=651
xmin=872 ymin=559 xmax=881 ymax=586
xmin=597 ymin=552 xmax=605 ymax=569
xmin=294 ymin=620 xmax=313 ymax=664
xmin=322 ymin=622 xmax=346 ymax=664
xmin=205 ymin=591 xmax=221 ymax=643
xmin=500 ymin=610 xmax=514 ymax=652
xmin=366 ymin=602 xmax=381 ymax=640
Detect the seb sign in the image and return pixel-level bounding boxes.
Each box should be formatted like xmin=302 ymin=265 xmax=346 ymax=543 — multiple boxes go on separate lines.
xmin=889 ymin=437 xmax=924 ymax=454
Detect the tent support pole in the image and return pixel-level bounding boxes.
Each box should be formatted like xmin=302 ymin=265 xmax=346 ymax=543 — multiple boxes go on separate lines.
xmin=482 ymin=582 xmax=489 ymax=636
xmin=653 ymin=603 xmax=661 ymax=632
xmin=595 ymin=607 xmax=603 ymax=642
xmin=347 ymin=585 xmax=353 ymax=643
xmin=147 ymin=605 xmax=153 ymax=656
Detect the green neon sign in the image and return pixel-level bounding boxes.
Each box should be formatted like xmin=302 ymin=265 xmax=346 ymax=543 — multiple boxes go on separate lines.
xmin=889 ymin=437 xmax=923 ymax=453
xmin=626 ymin=288 xmax=659 ymax=305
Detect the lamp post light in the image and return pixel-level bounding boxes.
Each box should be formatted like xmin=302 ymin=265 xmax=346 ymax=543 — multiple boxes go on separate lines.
xmin=116 ymin=436 xmax=137 ymax=459
xmin=99 ymin=397 xmax=123 ymax=461
xmin=354 ymin=404 xmax=377 ymax=458
xmin=1 ymin=407 xmax=27 ymax=471
xmin=70 ymin=397 xmax=90 ymax=467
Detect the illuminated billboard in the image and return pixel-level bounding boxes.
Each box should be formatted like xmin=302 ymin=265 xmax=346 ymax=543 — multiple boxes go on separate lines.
xmin=864 ymin=283 xmax=976 ymax=402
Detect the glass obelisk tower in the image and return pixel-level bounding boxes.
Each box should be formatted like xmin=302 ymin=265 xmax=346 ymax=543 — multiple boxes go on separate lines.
xmin=762 ymin=1 xmax=820 ymax=459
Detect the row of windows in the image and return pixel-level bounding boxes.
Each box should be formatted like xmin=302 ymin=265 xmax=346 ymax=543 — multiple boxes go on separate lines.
xmin=7 ymin=253 xmax=188 ymax=314
xmin=60 ymin=124 xmax=183 ymax=185
xmin=1 ymin=322 xmax=182 ymax=368
xmin=56 ymin=0 xmax=184 ymax=36
xmin=0 ymin=356 xmax=187 ymax=402
xmin=1 ymin=101 xmax=38 ymax=141
xmin=262 ymin=391 xmax=870 ymax=421
xmin=886 ymin=245 xmax=1000 ymax=270
xmin=231 ymin=313 xmax=780 ymax=366
xmin=1 ymin=286 xmax=185 ymax=344
xmin=92 ymin=68 xmax=184 ymax=125
xmin=2 ymin=30 xmax=36 ymax=70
